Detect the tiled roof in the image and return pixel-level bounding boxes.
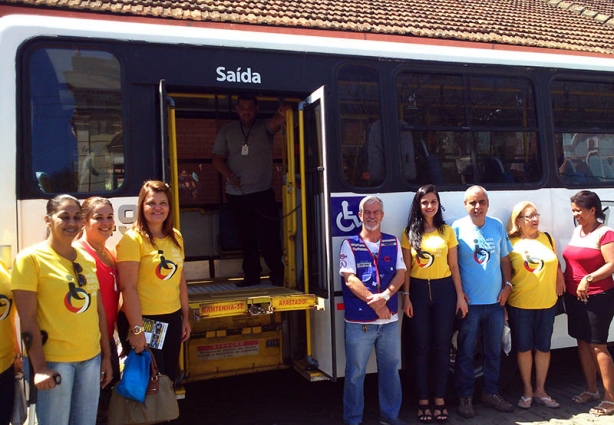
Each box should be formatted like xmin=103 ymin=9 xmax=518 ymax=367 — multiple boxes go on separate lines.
xmin=4 ymin=0 xmax=614 ymax=55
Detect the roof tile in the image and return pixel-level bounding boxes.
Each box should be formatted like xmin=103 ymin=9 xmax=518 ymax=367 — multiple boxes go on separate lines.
xmin=5 ymin=0 xmax=614 ymax=54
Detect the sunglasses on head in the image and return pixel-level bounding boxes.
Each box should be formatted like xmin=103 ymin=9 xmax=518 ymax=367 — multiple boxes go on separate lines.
xmin=72 ymin=262 xmax=87 ymax=287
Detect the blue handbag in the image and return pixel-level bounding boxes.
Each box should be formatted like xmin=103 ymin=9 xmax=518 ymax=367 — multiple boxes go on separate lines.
xmin=115 ymin=349 xmax=152 ymax=403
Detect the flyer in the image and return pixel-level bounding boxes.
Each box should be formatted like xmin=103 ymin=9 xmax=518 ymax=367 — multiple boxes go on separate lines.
xmin=143 ymin=318 xmax=168 ymax=349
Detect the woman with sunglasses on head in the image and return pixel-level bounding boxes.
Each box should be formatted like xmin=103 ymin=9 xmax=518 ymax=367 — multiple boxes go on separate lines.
xmin=506 ymin=202 xmax=565 ymax=410
xmin=562 ymin=190 xmax=614 ymax=417
xmin=117 ymin=180 xmax=191 ymax=385
xmin=75 ymin=197 xmax=120 ymax=424
xmin=10 ymin=194 xmax=112 ymax=425
xmin=401 ymin=184 xmax=468 ymax=424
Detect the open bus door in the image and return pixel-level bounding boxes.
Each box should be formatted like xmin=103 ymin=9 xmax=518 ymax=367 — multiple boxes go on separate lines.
xmin=295 ymin=87 xmax=339 ymax=381
xmin=159 ymin=85 xmax=321 ymax=384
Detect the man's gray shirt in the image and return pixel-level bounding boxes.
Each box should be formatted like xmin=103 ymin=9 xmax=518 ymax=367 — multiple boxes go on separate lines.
xmin=212 ymin=119 xmax=274 ymax=195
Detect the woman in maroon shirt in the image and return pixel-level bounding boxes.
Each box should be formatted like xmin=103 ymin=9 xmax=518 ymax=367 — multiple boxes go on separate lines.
xmin=562 ymin=190 xmax=614 ymax=416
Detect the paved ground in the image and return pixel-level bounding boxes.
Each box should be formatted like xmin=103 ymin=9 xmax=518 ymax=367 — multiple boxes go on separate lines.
xmin=175 ymin=347 xmax=614 ymax=425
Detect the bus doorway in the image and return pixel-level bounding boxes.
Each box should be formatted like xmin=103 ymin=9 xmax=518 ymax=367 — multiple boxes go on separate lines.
xmin=161 ymin=89 xmax=329 ymax=383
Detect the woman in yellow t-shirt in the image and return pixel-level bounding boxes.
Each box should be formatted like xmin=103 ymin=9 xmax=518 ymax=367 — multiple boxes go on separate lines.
xmin=11 ymin=195 xmax=112 ymax=425
xmin=506 ymin=201 xmax=565 ymax=410
xmin=0 ymin=259 xmax=21 ymax=425
xmin=401 ymin=185 xmax=467 ymax=423
xmin=117 ymin=180 xmax=191 ymax=384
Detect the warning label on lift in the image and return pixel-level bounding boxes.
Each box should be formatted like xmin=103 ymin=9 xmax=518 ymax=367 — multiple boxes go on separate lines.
xmin=196 ymin=340 xmax=260 ymax=361
xmin=199 ymin=301 xmax=247 ymax=318
xmin=271 ymin=294 xmax=316 ymax=311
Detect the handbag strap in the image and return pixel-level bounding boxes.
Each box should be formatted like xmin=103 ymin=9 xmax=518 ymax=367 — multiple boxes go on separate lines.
xmin=144 ymin=347 xmax=160 ymax=378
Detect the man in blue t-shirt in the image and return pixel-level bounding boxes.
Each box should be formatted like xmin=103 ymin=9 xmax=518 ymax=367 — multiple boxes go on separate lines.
xmin=452 ymin=185 xmax=514 ymax=417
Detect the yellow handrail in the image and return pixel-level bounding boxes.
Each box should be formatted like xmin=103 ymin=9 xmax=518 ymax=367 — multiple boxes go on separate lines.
xmin=167 ymin=102 xmax=181 ymax=230
xmin=283 ymin=109 xmax=297 ymax=288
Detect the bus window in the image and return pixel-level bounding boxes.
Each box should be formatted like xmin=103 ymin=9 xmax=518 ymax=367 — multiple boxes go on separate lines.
xmin=552 ymin=79 xmax=614 ymax=185
xmin=337 ymin=64 xmax=383 ymax=187
xmin=396 ymin=72 xmax=540 ymax=186
xmin=28 ymin=48 xmax=124 ymax=194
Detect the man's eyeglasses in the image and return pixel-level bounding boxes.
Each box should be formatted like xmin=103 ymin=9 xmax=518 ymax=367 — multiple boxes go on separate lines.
xmin=519 ymin=214 xmax=540 ymax=221
xmin=72 ymin=262 xmax=87 ymax=287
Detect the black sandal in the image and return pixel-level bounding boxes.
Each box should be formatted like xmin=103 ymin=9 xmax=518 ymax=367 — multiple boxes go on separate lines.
xmin=434 ymin=404 xmax=448 ymax=424
xmin=417 ymin=403 xmax=433 ymax=423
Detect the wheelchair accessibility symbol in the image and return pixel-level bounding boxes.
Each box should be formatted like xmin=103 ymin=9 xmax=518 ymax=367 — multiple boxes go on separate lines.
xmin=332 ymin=197 xmax=363 ymax=236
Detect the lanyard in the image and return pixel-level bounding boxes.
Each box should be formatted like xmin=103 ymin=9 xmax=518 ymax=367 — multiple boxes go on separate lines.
xmin=240 ymin=123 xmax=254 ymax=146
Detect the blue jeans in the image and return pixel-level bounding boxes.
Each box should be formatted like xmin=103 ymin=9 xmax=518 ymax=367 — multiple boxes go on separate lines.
xmin=454 ymin=303 xmax=504 ymax=397
xmin=36 ymin=354 xmax=101 ymax=425
xmin=343 ymin=321 xmax=402 ymax=425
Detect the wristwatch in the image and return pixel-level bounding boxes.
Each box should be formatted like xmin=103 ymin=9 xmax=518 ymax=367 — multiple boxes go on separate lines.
xmin=586 ymin=274 xmax=594 ymax=282
xmin=382 ymin=292 xmax=390 ymax=301
xmin=130 ymin=325 xmax=145 ymax=335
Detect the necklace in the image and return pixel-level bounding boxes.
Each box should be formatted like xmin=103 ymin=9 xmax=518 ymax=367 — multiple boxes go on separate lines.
xmin=86 ymin=240 xmax=106 ymax=255
xmin=580 ymin=222 xmax=600 ymax=237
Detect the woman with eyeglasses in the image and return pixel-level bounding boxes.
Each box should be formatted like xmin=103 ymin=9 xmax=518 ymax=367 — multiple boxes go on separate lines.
xmin=562 ymin=190 xmax=614 ymax=417
xmin=75 ymin=197 xmax=120 ymax=424
xmin=11 ymin=194 xmax=112 ymax=425
xmin=117 ymin=180 xmax=191 ymax=385
xmin=506 ymin=202 xmax=565 ymax=410
xmin=401 ymin=184 xmax=468 ymax=423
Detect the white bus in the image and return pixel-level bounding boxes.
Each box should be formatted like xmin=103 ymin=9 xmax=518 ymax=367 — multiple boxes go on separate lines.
xmin=1 ymin=10 xmax=613 ymax=386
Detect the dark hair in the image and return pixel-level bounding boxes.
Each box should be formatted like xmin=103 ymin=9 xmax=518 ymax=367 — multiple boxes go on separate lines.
xmin=45 ymin=194 xmax=80 ymax=239
xmin=135 ymin=180 xmax=180 ymax=249
xmin=236 ymin=95 xmax=258 ymax=106
xmin=78 ymin=197 xmax=114 ymax=238
xmin=571 ymin=190 xmax=606 ymax=222
xmin=405 ymin=184 xmax=445 ymax=252
xmin=46 ymin=194 xmax=80 ymax=217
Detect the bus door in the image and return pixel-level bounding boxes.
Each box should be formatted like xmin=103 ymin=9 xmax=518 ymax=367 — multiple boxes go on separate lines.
xmin=159 ymin=85 xmax=319 ymax=383
xmin=297 ymin=87 xmax=339 ymax=380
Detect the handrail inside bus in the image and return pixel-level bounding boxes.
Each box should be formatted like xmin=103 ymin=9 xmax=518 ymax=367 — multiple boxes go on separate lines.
xmin=166 ymin=96 xmax=181 ymax=230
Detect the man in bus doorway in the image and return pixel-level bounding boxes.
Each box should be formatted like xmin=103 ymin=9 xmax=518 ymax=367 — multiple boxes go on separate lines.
xmin=452 ymin=185 xmax=515 ymax=417
xmin=212 ymin=95 xmax=289 ymax=287
xmin=339 ymin=196 xmax=407 ymax=425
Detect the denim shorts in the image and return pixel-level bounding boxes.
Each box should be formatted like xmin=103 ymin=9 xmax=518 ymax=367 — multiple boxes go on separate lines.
xmin=507 ymin=304 xmax=556 ymax=352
